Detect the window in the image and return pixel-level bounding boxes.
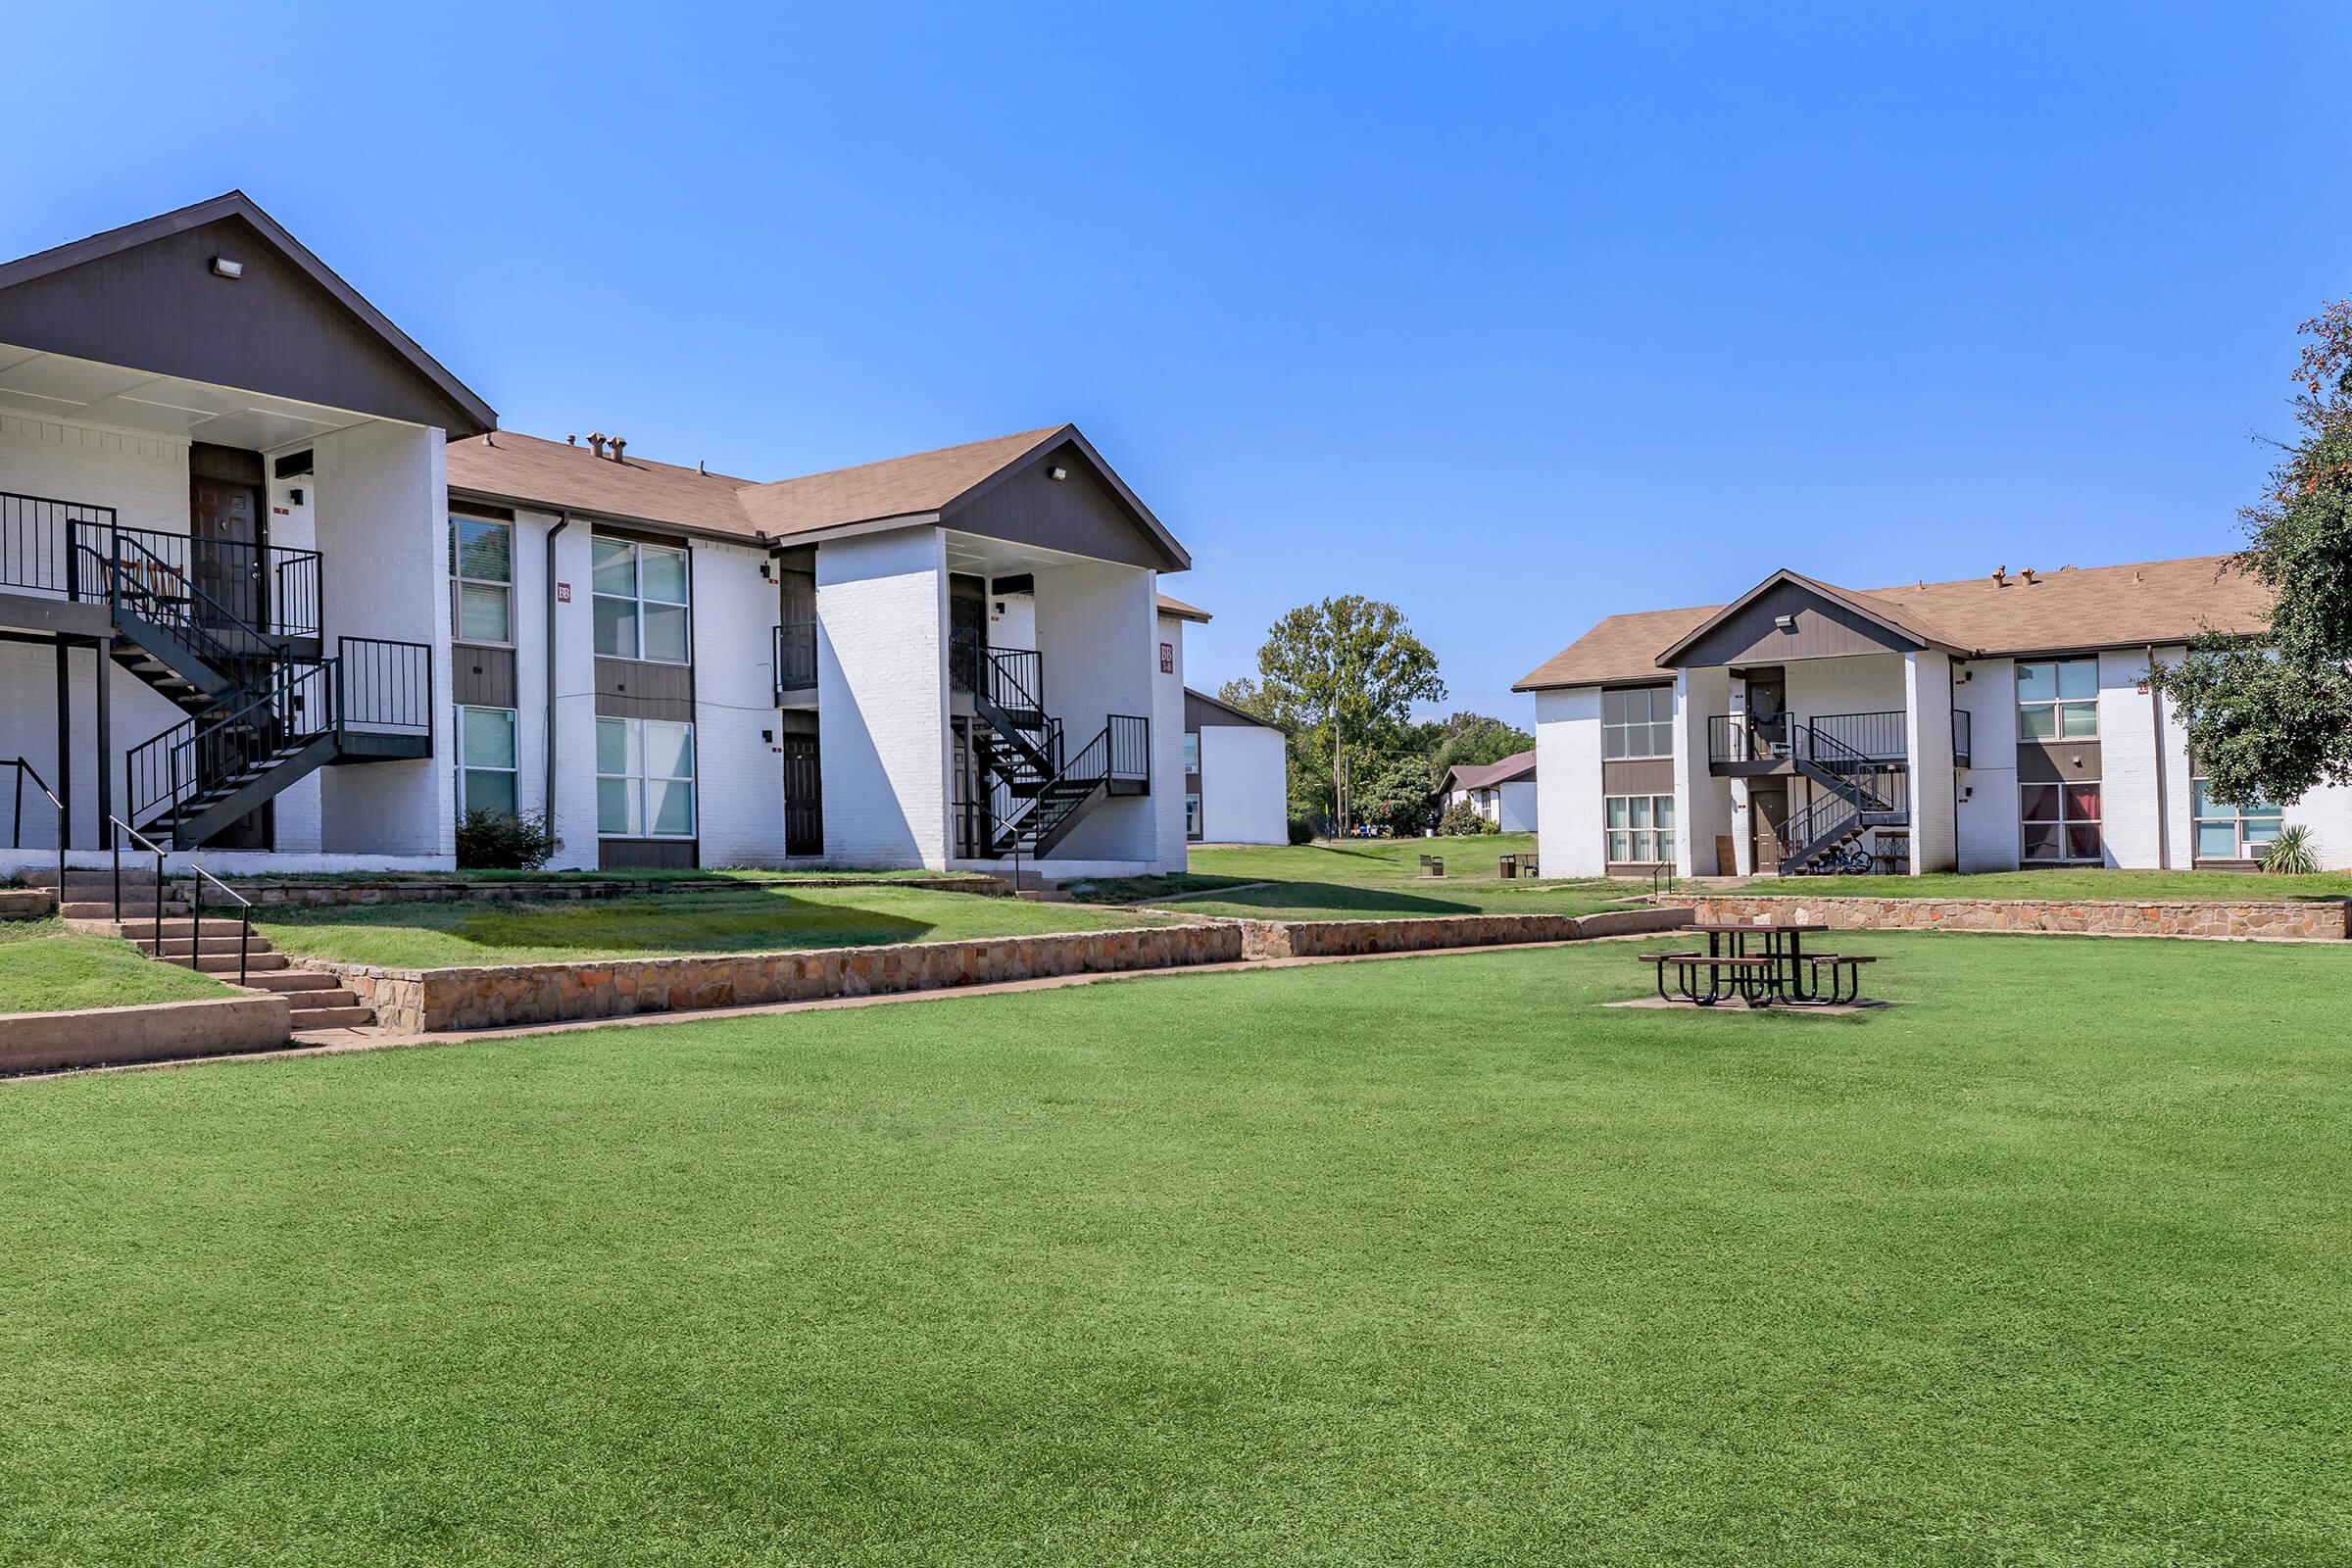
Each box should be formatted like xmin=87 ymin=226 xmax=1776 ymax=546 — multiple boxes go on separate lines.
xmin=1605 ymin=794 xmax=1676 ymax=863
xmin=449 ymin=515 xmax=513 ymax=645
xmin=592 ymin=536 xmax=691 ymax=662
xmin=2192 ymin=779 xmax=2283 ymax=861
xmin=455 ymin=706 xmax=518 ymax=817
xmin=597 ymin=716 xmax=696 ymax=838
xmin=2017 ymin=659 xmax=2096 ymax=740
xmin=1183 ymin=732 xmax=1200 ymax=772
xmin=1602 ymin=687 xmax=1673 ymax=760
xmin=2022 ymin=781 xmax=2101 ymax=862
xmin=1186 ymin=792 xmax=1201 ymax=839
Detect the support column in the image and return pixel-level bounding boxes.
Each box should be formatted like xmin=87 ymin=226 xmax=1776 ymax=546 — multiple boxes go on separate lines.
xmin=54 ymin=639 xmax=72 ymax=852
xmin=94 ymin=639 xmax=111 ymax=847
xmin=1902 ymin=650 xmax=1957 ymax=874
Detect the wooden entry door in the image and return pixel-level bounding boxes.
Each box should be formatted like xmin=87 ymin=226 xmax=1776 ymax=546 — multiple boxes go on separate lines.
xmin=1744 ymin=672 xmax=1788 ymax=755
xmin=782 ymin=735 xmax=823 ymax=857
xmin=1750 ymin=787 xmax=1788 ymax=873
xmin=189 ymin=444 xmax=267 ymax=633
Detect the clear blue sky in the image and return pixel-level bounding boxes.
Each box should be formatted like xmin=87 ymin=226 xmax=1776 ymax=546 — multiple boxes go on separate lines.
xmin=8 ymin=3 xmax=2349 ymax=724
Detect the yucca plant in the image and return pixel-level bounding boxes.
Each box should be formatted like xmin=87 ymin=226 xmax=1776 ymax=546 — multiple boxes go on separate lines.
xmin=2260 ymin=822 xmax=2321 ymax=875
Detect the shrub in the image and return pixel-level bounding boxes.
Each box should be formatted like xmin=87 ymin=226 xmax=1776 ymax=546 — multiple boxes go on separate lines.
xmin=1287 ymin=817 xmax=1315 ymax=846
xmin=1437 ymin=801 xmax=1488 ymax=837
xmin=457 ymin=808 xmax=562 ymax=871
xmin=2260 ymin=823 xmax=2321 ymax=875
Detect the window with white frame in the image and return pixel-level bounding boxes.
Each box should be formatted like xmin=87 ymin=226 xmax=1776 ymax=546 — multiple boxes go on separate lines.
xmin=2021 ymin=781 xmax=2101 ymax=862
xmin=1605 ymin=793 xmax=1675 ymax=863
xmin=2191 ymin=779 xmax=2283 ymax=861
xmin=1183 ymin=732 xmax=1200 ymax=772
xmin=2017 ymin=658 xmax=2097 ymax=740
xmin=592 ymin=536 xmax=691 ymax=662
xmin=1186 ymin=792 xmax=1201 ymax=838
xmin=456 ymin=706 xmax=518 ymax=817
xmin=449 ymin=515 xmax=514 ymax=645
xmin=597 ymin=716 xmax=696 ymax=838
xmin=1602 ymin=687 xmax=1674 ymax=760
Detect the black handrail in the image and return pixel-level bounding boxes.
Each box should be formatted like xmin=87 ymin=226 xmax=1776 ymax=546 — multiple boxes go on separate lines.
xmin=5 ymin=759 xmax=67 ymax=897
xmin=336 ymin=637 xmax=432 ymax=735
xmin=127 ymin=659 xmax=336 ymax=832
xmin=982 ymin=647 xmax=1046 ymax=717
xmin=1808 ymin=710 xmax=1907 ymax=763
xmin=76 ymin=524 xmax=322 ymax=640
xmin=1803 ymin=724 xmax=1902 ymax=808
xmin=0 ymin=493 xmax=117 ymax=596
xmin=92 ymin=529 xmax=295 ymax=671
xmin=1107 ymin=713 xmax=1151 ymax=780
xmin=989 ymin=713 xmax=1150 ymax=855
xmin=186 ymin=859 xmax=253 ymax=988
xmin=109 ymin=815 xmax=168 ymax=959
xmin=773 ymin=620 xmax=817 ymax=700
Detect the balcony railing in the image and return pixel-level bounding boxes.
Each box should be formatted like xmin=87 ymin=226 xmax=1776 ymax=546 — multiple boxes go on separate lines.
xmin=1709 ymin=709 xmax=1973 ymax=770
xmin=1810 ymin=710 xmax=1906 ymax=762
xmin=0 ymin=497 xmax=323 ymax=639
xmin=1953 ymin=709 xmax=1972 ymax=768
xmin=773 ymin=620 xmax=817 ymax=702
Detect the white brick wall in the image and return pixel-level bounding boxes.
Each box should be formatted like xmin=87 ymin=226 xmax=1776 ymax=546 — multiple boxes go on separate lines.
xmin=694 ymin=536 xmax=788 ymax=867
xmin=1535 ymin=687 xmax=1604 ymax=876
xmin=1200 ymin=723 xmax=1286 ymax=844
xmin=1954 ymin=659 xmax=2020 ymax=871
xmin=817 ymin=526 xmax=949 ymax=866
xmin=1677 ymin=665 xmax=1733 ymax=874
xmin=1903 ymin=649 xmax=1957 ymax=872
xmin=1152 ymin=609 xmax=1189 ymax=868
xmin=1032 ymin=559 xmax=1157 ymax=862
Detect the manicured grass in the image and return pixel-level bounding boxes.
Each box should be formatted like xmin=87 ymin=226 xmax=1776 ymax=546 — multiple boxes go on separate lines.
xmin=221 ymin=865 xmax=994 ymax=886
xmin=2 ymin=932 xmax=2348 ymax=1563
xmin=1058 ymin=871 xmax=1257 ymax=903
xmin=1177 ymin=833 xmax=1649 ymax=918
xmin=1738 ymin=867 xmax=2352 ymax=902
xmin=0 ymin=918 xmax=231 ymax=1015
xmin=257 ymin=885 xmax=1166 ymax=969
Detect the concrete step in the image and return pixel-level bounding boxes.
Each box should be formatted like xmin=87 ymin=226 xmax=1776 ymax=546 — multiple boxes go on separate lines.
xmin=59 ymin=901 xmax=193 ymax=920
xmin=288 ymin=1005 xmax=374 ymax=1030
xmin=0 ymin=890 xmax=55 ymax=920
xmin=282 ymin=987 xmax=359 ymax=1010
xmin=242 ymin=969 xmax=343 ymax=994
xmin=173 ymin=952 xmax=290 ymax=974
xmin=131 ymin=935 xmax=279 ymax=958
xmin=74 ymin=917 xmax=252 ymax=939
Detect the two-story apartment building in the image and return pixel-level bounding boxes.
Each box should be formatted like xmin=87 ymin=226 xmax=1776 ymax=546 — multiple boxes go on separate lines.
xmin=0 ymin=193 xmax=1199 ymax=878
xmin=1518 ymin=556 xmax=2352 ymax=877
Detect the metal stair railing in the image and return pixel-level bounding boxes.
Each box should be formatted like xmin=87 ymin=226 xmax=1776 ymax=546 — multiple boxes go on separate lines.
xmin=85 ymin=528 xmax=298 ymax=674
xmin=186 ymin=859 xmax=254 ymax=987
xmin=126 ymin=657 xmax=337 ymax=837
xmin=5 ymin=759 xmax=66 ymax=896
xmin=108 ymin=815 xmax=169 ymax=958
xmin=1 ymin=495 xmax=117 ymax=597
xmin=989 ymin=713 xmax=1151 ymax=856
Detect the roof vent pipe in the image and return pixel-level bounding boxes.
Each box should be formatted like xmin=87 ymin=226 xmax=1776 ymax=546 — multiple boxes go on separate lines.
xmin=587 ymin=433 xmax=607 ymax=459
xmin=610 ymin=436 xmax=627 ymax=462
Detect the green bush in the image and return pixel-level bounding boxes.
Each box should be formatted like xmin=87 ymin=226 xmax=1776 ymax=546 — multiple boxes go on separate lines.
xmin=2260 ymin=823 xmax=2321 ymax=875
xmin=1436 ymin=800 xmax=1489 ymax=837
xmin=1287 ymin=817 xmax=1315 ymax=847
xmin=457 ymin=809 xmax=562 ymax=872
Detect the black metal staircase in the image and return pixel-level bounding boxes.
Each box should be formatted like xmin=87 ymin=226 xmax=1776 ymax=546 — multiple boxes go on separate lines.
xmin=1777 ymin=721 xmax=1909 ymax=874
xmin=957 ymin=638 xmax=1150 ymax=859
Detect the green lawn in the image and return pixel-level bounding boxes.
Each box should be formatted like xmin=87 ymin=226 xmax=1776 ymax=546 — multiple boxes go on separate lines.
xmin=220 ymin=865 xmax=996 ymax=886
xmin=0 ymin=919 xmax=231 ymax=1014
xmin=1170 ymin=833 xmax=1648 ymax=918
xmin=5 ymin=932 xmax=2348 ymax=1563
xmin=1738 ymin=867 xmax=2352 ymax=902
xmin=258 ymin=885 xmax=1168 ymax=969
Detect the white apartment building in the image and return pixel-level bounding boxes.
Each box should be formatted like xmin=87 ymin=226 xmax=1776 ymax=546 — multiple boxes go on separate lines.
xmin=0 ymin=194 xmax=1201 ymax=877
xmin=1517 ymin=558 xmax=2352 ymax=878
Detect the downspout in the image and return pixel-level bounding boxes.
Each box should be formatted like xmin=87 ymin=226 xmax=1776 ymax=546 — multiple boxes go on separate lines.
xmin=2146 ymin=642 xmax=2170 ymax=868
xmin=544 ymin=512 xmax=570 ymax=822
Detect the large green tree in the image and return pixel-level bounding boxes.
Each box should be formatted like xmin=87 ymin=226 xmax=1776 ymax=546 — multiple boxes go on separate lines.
xmin=1430 ymin=710 xmax=1535 ymax=773
xmin=1250 ymin=596 xmax=1446 ymax=835
xmin=2150 ymin=301 xmax=2352 ymax=807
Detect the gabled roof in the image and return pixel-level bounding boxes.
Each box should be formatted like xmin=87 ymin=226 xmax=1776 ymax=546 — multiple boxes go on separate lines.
xmin=0 ymin=190 xmax=496 ymax=436
xmin=1184 ymin=686 xmax=1288 ymax=731
xmin=1651 ymin=567 xmax=1966 ymax=665
xmin=1446 ymin=749 xmax=1537 ymax=792
xmin=1515 ymin=555 xmax=2276 ymax=691
xmin=448 ymin=421 xmax=1191 ymax=569
xmin=1156 ymin=591 xmax=1210 ymax=623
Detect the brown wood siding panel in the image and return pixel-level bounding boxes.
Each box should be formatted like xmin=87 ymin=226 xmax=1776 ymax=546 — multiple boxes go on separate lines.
xmin=0 ymin=216 xmax=481 ymax=432
xmin=595 ymin=658 xmax=694 ymax=720
xmin=599 ymin=838 xmax=698 ymax=871
xmin=944 ymin=447 xmax=1164 ymax=569
xmin=2017 ymin=739 xmax=2101 ymax=783
xmin=1184 ymin=690 xmax=1278 ymax=730
xmin=1602 ymin=758 xmax=1675 ymax=794
xmin=1672 ymin=580 xmax=1914 ymax=668
xmin=452 ymin=644 xmax=517 ymax=709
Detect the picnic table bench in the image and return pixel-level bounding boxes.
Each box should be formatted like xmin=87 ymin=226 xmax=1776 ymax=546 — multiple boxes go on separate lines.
xmin=1498 ymin=853 xmax=1539 ymax=879
xmin=1419 ymin=854 xmax=1445 ymax=877
xmin=1638 ymin=922 xmax=1879 ymax=1007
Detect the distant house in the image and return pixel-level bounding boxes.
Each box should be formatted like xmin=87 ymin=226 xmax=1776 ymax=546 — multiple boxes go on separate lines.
xmin=1182 ymin=685 xmax=1288 ymax=845
xmin=1441 ymin=749 xmax=1538 ymax=832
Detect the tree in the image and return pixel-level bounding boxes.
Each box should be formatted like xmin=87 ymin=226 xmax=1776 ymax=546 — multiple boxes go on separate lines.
xmin=1251 ymin=596 xmax=1447 ymax=835
xmin=1430 ymin=711 xmax=1535 ymax=774
xmin=2150 ymin=300 xmax=2352 ymax=806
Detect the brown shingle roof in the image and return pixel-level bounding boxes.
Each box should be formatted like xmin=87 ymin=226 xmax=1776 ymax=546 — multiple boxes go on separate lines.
xmin=1155 ymin=591 xmax=1210 ymax=623
xmin=737 ymin=426 xmax=1069 ymax=538
xmin=447 ymin=431 xmax=760 ymax=535
xmin=1514 ymin=555 xmax=2273 ymax=690
xmin=1446 ymin=749 xmax=1537 ymax=791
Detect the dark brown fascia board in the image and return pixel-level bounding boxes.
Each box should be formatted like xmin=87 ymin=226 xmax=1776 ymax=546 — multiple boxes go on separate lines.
xmin=1650 ymin=568 xmax=1945 ymax=667
xmin=0 ymin=190 xmax=499 ymax=438
xmin=1156 ymin=598 xmax=1212 ymax=624
xmin=1184 ymin=685 xmax=1290 ymax=733
xmin=448 ymin=485 xmax=772 ymax=551
xmin=949 ymin=423 xmax=1194 ymax=573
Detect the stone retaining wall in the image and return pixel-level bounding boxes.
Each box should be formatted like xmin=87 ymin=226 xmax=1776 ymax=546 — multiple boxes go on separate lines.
xmin=1686 ymin=894 xmax=2349 ymax=942
xmin=0 ymin=994 xmax=290 ymax=1075
xmin=0 ymin=890 xmax=53 ymax=921
xmin=1237 ymin=906 xmax=1691 ymax=959
xmin=219 ymin=874 xmax=1006 ymax=909
xmin=318 ymin=922 xmax=1245 ymax=1033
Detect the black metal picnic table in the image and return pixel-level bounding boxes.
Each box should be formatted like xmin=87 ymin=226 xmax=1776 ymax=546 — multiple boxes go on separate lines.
xmin=1643 ymin=921 xmax=1872 ymax=1007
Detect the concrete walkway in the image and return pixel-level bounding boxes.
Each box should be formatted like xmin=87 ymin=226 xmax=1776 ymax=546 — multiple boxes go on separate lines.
xmin=21 ymin=933 xmax=1661 ymax=1082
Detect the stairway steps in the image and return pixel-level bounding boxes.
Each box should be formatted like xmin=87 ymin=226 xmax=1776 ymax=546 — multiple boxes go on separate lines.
xmin=79 ymin=917 xmax=252 ymax=939
xmin=241 ymin=969 xmax=342 ymax=994
xmin=132 ymin=935 xmax=277 ymax=957
xmin=176 ymin=951 xmax=290 ymax=974
xmin=59 ymin=901 xmax=194 ymax=920
xmin=288 ymin=1004 xmax=374 ymax=1031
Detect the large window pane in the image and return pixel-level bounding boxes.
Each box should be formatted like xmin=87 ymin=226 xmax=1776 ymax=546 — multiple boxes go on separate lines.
xmin=591 ymin=538 xmax=636 ymax=595
xmin=2196 ymin=822 xmax=2239 ymax=858
xmin=1607 ymin=831 xmax=1632 ymax=861
xmin=2021 ymin=784 xmax=2060 ymax=821
xmin=1606 ymin=797 xmax=1630 ymax=829
xmin=649 ymin=779 xmax=695 ymax=836
xmin=2019 ymin=705 xmax=2057 ymax=740
xmin=641 ymin=603 xmax=690 ymax=663
xmin=645 ymin=721 xmax=695 ymax=779
xmin=597 ymin=777 xmax=638 ymax=836
xmin=459 ymin=582 xmax=511 ymax=643
xmin=2060 ymin=701 xmax=2097 ymax=738
xmin=2242 ymin=808 xmax=2283 ymax=839
xmin=596 ymin=718 xmax=630 ymax=776
xmin=454 ymin=518 xmax=512 ymax=582
xmin=1629 ymin=797 xmax=1651 ymax=829
xmin=2016 ymin=662 xmax=2054 ymax=702
xmin=1654 ymin=795 xmax=1675 ymax=829
xmin=1631 ymin=831 xmax=1653 ymax=861
xmin=2023 ymin=822 xmax=2064 ymax=859
xmin=2189 ymin=780 xmax=2216 ymax=816
xmin=2057 ymin=660 xmax=2096 ymax=700
xmin=465 ymin=769 xmax=517 ymax=818
xmin=2065 ymin=822 xmax=2101 ymax=860
xmin=2065 ymin=783 xmax=2100 ymax=820
xmin=594 ymin=597 xmax=637 ymax=659
xmin=640 ymin=547 xmax=689 ymax=603
xmin=1656 ymin=831 xmax=1677 ymax=863
xmin=462 ymin=708 xmax=516 ymax=769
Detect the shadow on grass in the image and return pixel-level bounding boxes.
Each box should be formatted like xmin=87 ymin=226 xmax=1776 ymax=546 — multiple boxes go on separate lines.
xmin=1205 ymin=881 xmax=1494 ymax=916
xmin=267 ymin=890 xmax=941 ymax=961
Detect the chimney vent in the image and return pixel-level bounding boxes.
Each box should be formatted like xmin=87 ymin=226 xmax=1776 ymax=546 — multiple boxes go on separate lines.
xmin=2021 ymin=566 xmax=2037 ymax=584
xmin=610 ymin=436 xmax=627 ymax=463
xmin=1990 ymin=564 xmax=2007 ymax=584
xmin=587 ymin=432 xmax=607 ymax=459
xmin=567 ymin=434 xmax=577 ymax=446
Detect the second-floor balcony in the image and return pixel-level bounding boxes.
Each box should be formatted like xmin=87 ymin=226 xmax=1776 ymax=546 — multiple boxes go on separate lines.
xmin=1706 ymin=709 xmax=1972 ymax=773
xmin=3 ymin=491 xmax=325 ymax=645
xmin=773 ymin=620 xmax=817 ymax=705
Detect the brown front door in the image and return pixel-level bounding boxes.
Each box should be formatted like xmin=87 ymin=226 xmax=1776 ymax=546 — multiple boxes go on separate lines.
xmin=1750 ymin=787 xmax=1788 ymax=872
xmin=189 ymin=444 xmax=267 ymax=632
xmin=1745 ymin=673 xmax=1788 ymax=755
xmin=782 ymin=735 xmax=823 ymax=857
